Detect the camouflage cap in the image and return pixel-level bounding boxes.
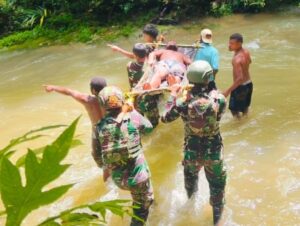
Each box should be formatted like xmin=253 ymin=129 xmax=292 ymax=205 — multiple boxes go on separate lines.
xmin=99 ymin=86 xmax=124 ymax=109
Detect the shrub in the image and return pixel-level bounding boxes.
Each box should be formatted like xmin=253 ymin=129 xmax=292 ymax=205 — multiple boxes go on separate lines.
xmin=46 ymin=13 xmax=74 ymax=30
xmin=211 ymin=2 xmax=233 ymax=17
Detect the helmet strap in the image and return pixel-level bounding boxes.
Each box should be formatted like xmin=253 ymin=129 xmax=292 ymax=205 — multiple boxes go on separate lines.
xmin=191 ymin=84 xmax=208 ymax=95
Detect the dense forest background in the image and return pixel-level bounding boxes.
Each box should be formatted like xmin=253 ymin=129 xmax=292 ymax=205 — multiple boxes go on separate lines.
xmin=0 ymin=0 xmax=298 ymax=48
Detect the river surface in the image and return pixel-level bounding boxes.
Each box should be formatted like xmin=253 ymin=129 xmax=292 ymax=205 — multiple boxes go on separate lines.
xmin=0 ymin=10 xmax=300 ymax=226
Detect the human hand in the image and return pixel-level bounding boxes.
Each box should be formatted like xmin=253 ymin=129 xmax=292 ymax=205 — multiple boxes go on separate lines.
xmin=147 ymin=60 xmax=154 ymax=67
xmin=107 ymin=44 xmax=120 ymax=52
xmin=222 ymin=89 xmax=230 ymax=98
xmin=169 ymin=84 xmax=181 ymax=96
xmin=122 ymin=103 xmax=134 ymax=113
xmin=43 ymin=85 xmax=55 ymax=92
xmin=103 ymin=168 xmax=111 ymax=182
xmin=167 ymin=74 xmax=178 ymax=86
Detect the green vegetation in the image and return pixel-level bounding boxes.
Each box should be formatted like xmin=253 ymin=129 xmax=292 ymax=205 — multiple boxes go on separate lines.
xmin=0 ymin=118 xmax=139 ymax=226
xmin=0 ymin=0 xmax=298 ymax=49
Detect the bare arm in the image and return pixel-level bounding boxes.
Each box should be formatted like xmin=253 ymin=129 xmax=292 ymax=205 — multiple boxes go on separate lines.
xmin=43 ymin=85 xmax=89 ymax=105
xmin=183 ymin=54 xmax=192 ymax=66
xmin=148 ymin=49 xmax=162 ymax=65
xmin=107 ymin=44 xmax=135 ymax=59
xmin=223 ymin=60 xmax=244 ymax=97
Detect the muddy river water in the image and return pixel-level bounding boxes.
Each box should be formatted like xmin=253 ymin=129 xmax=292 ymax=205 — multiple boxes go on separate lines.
xmin=0 ymin=10 xmax=299 ymax=226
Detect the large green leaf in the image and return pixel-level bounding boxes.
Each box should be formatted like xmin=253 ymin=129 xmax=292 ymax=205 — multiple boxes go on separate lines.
xmin=38 ymin=199 xmax=140 ymax=226
xmin=15 ymin=137 xmax=83 ymax=168
xmin=0 ymin=124 xmax=66 ymax=158
xmin=0 ymin=118 xmax=79 ymax=226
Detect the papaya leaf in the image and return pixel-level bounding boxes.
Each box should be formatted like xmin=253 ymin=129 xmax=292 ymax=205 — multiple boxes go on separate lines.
xmin=40 ymin=222 xmax=61 ymax=226
xmin=38 ymin=199 xmax=138 ymax=226
xmin=88 ymin=199 xmax=142 ymax=222
xmin=0 ymin=118 xmax=79 ymax=226
xmin=0 ymin=124 xmax=66 ymax=157
xmin=61 ymin=212 xmax=98 ymax=222
xmin=15 ymin=137 xmax=83 ymax=168
xmin=4 ymin=150 xmax=16 ymax=158
xmin=59 ymin=212 xmax=106 ymax=226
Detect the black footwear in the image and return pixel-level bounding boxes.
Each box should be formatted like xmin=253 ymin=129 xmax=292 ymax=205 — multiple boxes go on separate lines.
xmin=130 ymin=207 xmax=149 ymax=226
xmin=213 ymin=205 xmax=224 ymax=225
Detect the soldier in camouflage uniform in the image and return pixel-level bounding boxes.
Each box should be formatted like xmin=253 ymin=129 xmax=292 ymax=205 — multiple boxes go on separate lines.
xmin=94 ymin=86 xmax=154 ymax=226
xmin=108 ymin=25 xmax=162 ymax=128
xmin=127 ymin=43 xmax=160 ymax=128
xmin=161 ymin=61 xmax=227 ymax=225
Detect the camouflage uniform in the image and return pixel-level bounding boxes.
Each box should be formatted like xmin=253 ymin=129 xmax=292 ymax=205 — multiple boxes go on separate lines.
xmin=127 ymin=61 xmax=160 ymax=128
xmin=94 ymin=109 xmax=154 ymax=226
xmin=161 ymin=89 xmax=227 ymax=209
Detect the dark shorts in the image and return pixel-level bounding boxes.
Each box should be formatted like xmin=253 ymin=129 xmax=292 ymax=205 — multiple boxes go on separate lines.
xmin=229 ymin=82 xmax=253 ymax=113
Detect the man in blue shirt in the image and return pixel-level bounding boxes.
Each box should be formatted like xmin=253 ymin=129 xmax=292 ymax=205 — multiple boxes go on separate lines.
xmin=194 ymin=29 xmax=220 ymax=91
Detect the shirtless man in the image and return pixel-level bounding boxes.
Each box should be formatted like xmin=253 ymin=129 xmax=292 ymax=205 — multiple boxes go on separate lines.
xmin=43 ymin=77 xmax=108 ymax=176
xmin=44 ymin=77 xmax=106 ymax=124
xmin=145 ymin=41 xmax=192 ymax=89
xmin=223 ymin=33 xmax=253 ymax=118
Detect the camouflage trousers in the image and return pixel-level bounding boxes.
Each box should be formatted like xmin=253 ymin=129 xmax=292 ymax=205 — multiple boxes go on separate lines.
xmin=183 ymin=133 xmax=226 ymax=207
xmin=111 ymin=158 xmax=154 ymax=226
xmin=114 ymin=178 xmax=154 ymax=226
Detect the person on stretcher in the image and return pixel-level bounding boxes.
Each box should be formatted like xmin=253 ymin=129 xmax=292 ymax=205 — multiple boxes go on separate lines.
xmin=143 ymin=41 xmax=192 ymax=90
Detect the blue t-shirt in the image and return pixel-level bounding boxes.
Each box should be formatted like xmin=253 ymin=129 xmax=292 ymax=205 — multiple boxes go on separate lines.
xmin=194 ymin=43 xmax=219 ymax=71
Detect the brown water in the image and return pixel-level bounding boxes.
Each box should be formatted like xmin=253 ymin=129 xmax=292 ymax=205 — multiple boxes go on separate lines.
xmin=0 ymin=11 xmax=300 ymax=226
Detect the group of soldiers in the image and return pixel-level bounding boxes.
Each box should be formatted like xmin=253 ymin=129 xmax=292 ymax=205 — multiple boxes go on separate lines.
xmin=44 ymin=23 xmax=253 ymax=226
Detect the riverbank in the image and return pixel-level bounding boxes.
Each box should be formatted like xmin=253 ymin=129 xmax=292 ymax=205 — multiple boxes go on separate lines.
xmin=0 ymin=4 xmax=298 ymax=51
xmin=0 ymin=13 xmax=154 ymax=51
xmin=1 ymin=11 xmax=300 ymax=225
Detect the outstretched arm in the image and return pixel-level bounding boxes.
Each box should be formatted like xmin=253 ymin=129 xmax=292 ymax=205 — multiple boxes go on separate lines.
xmin=43 ymin=85 xmax=89 ymax=105
xmin=107 ymin=44 xmax=135 ymax=59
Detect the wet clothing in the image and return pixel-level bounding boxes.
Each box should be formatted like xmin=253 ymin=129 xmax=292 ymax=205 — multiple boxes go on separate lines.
xmin=183 ymin=134 xmax=226 ymax=206
xmin=155 ymin=59 xmax=186 ymax=80
xmin=229 ymin=81 xmax=253 ymax=113
xmin=161 ymin=90 xmax=227 ymax=207
xmin=95 ymin=110 xmax=154 ymax=225
xmin=127 ymin=61 xmax=160 ymax=128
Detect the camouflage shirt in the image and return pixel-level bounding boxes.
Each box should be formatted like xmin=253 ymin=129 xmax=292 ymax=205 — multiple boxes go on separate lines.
xmin=127 ymin=61 xmax=144 ymax=89
xmin=161 ymin=90 xmax=226 ymax=137
xmin=96 ymin=110 xmax=153 ymax=168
